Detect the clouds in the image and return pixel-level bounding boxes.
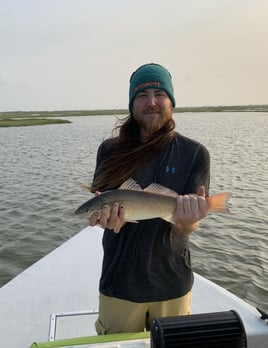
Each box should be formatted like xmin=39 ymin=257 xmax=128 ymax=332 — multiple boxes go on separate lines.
xmin=0 ymin=0 xmax=267 ymax=110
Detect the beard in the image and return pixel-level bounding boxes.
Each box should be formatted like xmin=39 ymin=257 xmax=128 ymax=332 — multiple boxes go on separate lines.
xmin=133 ymin=106 xmax=173 ymax=135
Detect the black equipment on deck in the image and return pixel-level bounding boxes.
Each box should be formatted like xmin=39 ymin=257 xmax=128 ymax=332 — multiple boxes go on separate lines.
xmin=151 ymin=310 xmax=247 ymax=347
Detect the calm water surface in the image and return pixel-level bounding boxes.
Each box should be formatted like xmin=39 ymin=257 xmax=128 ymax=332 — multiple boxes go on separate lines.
xmin=0 ymin=112 xmax=267 ymax=312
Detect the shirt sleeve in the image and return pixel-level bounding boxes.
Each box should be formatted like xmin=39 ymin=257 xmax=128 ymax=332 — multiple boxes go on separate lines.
xmin=183 ymin=143 xmax=210 ymax=196
xmin=92 ymin=138 xmax=114 ymax=180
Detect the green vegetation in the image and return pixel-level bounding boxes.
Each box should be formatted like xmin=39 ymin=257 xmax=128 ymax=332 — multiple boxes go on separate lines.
xmin=174 ymin=104 xmax=268 ymax=113
xmin=0 ymin=104 xmax=267 ymax=127
xmin=0 ymin=109 xmax=126 ymax=127
xmin=0 ymin=118 xmax=71 ymax=127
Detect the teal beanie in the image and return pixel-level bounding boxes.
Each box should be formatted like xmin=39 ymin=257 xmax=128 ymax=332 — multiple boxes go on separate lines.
xmin=129 ymin=63 xmax=176 ymax=111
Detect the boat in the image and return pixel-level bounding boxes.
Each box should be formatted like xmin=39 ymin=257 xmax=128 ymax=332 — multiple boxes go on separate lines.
xmin=0 ymin=226 xmax=267 ymax=348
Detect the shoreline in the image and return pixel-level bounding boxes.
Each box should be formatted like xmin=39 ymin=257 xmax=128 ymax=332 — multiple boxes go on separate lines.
xmin=1 ymin=104 xmax=268 ymax=127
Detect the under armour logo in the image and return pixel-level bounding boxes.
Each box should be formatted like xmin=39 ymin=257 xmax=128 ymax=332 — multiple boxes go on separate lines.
xmin=165 ymin=166 xmax=176 ymax=174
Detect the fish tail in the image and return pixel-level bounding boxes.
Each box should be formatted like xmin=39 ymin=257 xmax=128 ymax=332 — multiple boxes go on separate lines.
xmin=206 ymin=192 xmax=232 ymax=213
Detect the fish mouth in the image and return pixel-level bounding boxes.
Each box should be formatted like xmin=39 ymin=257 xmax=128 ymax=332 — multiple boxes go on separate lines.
xmin=74 ymin=207 xmax=80 ymax=215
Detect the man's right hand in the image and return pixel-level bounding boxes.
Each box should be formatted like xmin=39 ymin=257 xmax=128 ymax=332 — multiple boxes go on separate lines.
xmin=89 ymin=200 xmax=125 ymax=233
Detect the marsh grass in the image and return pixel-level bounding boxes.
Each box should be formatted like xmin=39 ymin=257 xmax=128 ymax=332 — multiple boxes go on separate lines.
xmin=0 ymin=118 xmax=71 ymax=127
xmin=1 ymin=105 xmax=267 ymax=127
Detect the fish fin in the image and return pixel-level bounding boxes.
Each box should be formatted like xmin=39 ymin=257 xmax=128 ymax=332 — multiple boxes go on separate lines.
xmin=206 ymin=192 xmax=232 ymax=213
xmin=80 ymin=183 xmax=91 ymax=191
xmin=144 ymin=183 xmax=178 ymax=198
xmin=119 ymin=178 xmax=143 ymax=191
xmin=119 ymin=178 xmax=178 ymax=198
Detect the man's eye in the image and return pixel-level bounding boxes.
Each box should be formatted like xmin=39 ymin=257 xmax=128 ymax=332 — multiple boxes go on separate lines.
xmin=155 ymin=92 xmax=165 ymax=97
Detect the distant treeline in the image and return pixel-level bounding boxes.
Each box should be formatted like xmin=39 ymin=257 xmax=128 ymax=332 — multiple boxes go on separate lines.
xmin=175 ymin=104 xmax=268 ymax=113
xmin=1 ymin=104 xmax=268 ymax=118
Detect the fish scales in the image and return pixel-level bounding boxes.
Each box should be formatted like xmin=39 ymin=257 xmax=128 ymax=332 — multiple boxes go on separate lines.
xmin=77 ymin=189 xmax=177 ymax=221
xmin=75 ymin=178 xmax=232 ymax=224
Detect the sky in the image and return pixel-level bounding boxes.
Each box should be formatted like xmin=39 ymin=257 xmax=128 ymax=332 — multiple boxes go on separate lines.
xmin=0 ymin=0 xmax=268 ymax=111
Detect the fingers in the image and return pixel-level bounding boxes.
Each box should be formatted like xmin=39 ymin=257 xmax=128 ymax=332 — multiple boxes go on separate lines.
xmin=175 ymin=192 xmax=208 ymax=224
xmin=89 ymin=212 xmax=99 ymax=226
xmin=113 ymin=205 xmax=125 ymax=233
xmin=176 ymin=195 xmax=199 ymax=219
xmin=197 ymin=185 xmax=205 ymax=197
xmin=90 ymin=203 xmax=125 ymax=233
xmin=100 ymin=204 xmax=117 ymax=229
xmin=196 ymin=186 xmax=207 ymax=217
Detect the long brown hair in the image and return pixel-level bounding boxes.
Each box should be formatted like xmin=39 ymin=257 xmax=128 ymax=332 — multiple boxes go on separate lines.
xmin=90 ymin=113 xmax=176 ymax=192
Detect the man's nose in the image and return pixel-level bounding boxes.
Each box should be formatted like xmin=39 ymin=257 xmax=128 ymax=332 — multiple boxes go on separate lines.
xmin=146 ymin=94 xmax=157 ymax=106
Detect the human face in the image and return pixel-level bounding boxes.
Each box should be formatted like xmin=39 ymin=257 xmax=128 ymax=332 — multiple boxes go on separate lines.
xmin=132 ymin=88 xmax=173 ymax=137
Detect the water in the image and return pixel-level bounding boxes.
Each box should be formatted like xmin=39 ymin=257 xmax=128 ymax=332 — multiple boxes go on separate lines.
xmin=0 ymin=113 xmax=267 ymax=312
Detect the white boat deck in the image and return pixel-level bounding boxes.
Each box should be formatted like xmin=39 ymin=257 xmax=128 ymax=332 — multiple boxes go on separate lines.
xmin=0 ymin=226 xmax=267 ymax=348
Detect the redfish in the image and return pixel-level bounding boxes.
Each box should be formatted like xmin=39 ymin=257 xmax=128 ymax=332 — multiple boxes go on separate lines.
xmin=75 ymin=178 xmax=231 ymax=224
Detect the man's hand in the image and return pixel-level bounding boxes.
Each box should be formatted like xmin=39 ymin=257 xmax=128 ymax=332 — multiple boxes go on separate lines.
xmin=89 ymin=193 xmax=125 ymax=233
xmin=173 ymin=186 xmax=208 ymax=233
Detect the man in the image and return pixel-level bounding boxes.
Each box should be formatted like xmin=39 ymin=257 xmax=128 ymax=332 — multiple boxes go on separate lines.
xmin=89 ymin=63 xmax=210 ymax=334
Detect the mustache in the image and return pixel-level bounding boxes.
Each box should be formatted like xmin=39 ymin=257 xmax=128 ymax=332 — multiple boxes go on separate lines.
xmin=143 ymin=106 xmax=161 ymax=113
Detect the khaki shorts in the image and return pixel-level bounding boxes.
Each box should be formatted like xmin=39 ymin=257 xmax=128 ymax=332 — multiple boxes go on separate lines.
xmin=95 ymin=291 xmax=192 ymax=334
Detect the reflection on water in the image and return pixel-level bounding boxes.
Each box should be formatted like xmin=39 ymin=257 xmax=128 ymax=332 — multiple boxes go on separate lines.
xmin=0 ymin=112 xmax=267 ymax=312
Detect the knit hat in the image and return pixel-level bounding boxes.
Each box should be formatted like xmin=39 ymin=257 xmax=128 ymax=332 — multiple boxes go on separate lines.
xmin=129 ymin=63 xmax=176 ymax=111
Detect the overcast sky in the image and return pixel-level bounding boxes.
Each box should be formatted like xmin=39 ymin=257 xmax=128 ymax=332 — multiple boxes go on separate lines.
xmin=1 ymin=0 xmax=267 ymax=111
